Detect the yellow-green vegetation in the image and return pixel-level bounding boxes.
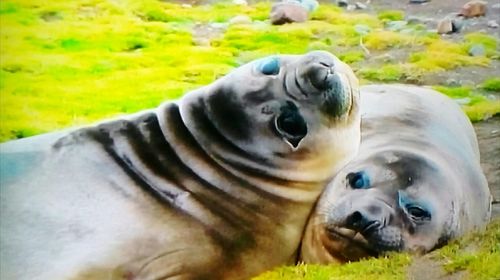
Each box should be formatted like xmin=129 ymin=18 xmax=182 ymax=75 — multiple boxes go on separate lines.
xmin=0 ymin=0 xmax=499 ymax=141
xmin=433 ymin=84 xmax=500 ymax=122
xmin=254 ymin=219 xmax=500 ymax=280
xmin=481 ymin=77 xmax=500 ymax=92
xmin=254 ymin=254 xmax=412 ymax=280
xmin=436 ymin=219 xmax=500 ymax=280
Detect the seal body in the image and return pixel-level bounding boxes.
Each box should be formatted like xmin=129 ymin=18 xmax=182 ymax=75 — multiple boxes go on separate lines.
xmin=0 ymin=51 xmax=361 ymax=279
xmin=301 ymin=84 xmax=491 ymax=264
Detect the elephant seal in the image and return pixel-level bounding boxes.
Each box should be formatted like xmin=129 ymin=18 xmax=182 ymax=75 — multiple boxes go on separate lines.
xmin=301 ymin=85 xmax=491 ymax=264
xmin=0 ymin=51 xmax=360 ymax=279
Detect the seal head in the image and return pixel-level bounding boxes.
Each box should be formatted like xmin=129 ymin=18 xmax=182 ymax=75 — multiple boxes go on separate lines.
xmin=301 ymin=85 xmax=491 ymax=264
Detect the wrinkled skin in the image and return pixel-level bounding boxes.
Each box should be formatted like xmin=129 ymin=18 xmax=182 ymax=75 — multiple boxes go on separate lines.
xmin=0 ymin=51 xmax=360 ymax=280
xmin=301 ymin=85 xmax=491 ymax=264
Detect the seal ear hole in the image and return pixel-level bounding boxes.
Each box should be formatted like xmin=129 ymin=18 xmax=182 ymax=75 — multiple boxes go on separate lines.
xmin=346 ymin=171 xmax=370 ymax=189
xmin=275 ymin=101 xmax=307 ymax=149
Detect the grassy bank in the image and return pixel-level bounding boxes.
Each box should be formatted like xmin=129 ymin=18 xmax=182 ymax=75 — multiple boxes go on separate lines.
xmin=1 ymin=0 xmax=499 ymax=141
xmin=254 ymin=219 xmax=500 ymax=279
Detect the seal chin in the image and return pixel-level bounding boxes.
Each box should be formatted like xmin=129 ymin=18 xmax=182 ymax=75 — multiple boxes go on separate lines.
xmin=322 ymin=224 xmax=403 ymax=261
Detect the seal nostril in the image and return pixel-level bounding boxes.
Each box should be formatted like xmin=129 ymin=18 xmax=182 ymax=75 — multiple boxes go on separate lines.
xmin=350 ymin=211 xmax=363 ymax=223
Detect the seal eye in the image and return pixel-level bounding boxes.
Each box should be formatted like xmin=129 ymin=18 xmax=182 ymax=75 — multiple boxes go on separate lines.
xmin=275 ymin=101 xmax=307 ymax=149
xmin=407 ymin=205 xmax=431 ymax=221
xmin=257 ymin=57 xmax=280 ymax=75
xmin=398 ymin=191 xmax=432 ymax=223
xmin=346 ymin=171 xmax=370 ymax=189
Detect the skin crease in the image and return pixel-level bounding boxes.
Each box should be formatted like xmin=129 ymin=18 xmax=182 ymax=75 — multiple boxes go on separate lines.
xmin=0 ymin=51 xmax=361 ymax=280
xmin=301 ymin=84 xmax=491 ymax=264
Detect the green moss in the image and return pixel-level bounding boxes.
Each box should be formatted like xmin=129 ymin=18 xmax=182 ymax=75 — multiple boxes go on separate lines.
xmin=377 ymin=10 xmax=405 ymax=21
xmin=435 ymin=219 xmax=500 ymax=279
xmin=358 ymin=64 xmax=406 ymax=81
xmin=338 ymin=51 xmax=366 ymax=64
xmin=433 ymin=86 xmax=500 ymax=121
xmin=253 ymin=253 xmax=411 ymax=280
xmin=463 ymin=32 xmax=499 ymax=58
xmin=480 ymin=77 xmax=500 ymax=92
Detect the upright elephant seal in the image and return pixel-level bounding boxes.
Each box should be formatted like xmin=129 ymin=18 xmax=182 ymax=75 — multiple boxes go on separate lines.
xmin=301 ymin=85 xmax=491 ymax=264
xmin=0 ymin=51 xmax=361 ymax=279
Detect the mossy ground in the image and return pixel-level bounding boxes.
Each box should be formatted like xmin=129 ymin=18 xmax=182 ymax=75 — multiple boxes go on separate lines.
xmin=254 ymin=219 xmax=500 ymax=279
xmin=1 ymin=0 xmax=499 ymax=141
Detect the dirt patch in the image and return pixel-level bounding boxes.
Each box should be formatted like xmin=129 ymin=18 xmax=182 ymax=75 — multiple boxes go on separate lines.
xmin=473 ymin=116 xmax=500 ymax=218
xmin=407 ymin=255 xmax=468 ymax=280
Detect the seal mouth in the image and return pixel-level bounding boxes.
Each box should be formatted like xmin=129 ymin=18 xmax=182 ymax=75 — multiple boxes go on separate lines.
xmin=324 ymin=225 xmax=379 ymax=260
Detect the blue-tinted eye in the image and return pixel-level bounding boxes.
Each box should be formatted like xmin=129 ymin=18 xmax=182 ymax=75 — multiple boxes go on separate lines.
xmin=347 ymin=171 xmax=370 ymax=189
xmin=398 ymin=191 xmax=432 ymax=222
xmin=257 ymin=57 xmax=280 ymax=75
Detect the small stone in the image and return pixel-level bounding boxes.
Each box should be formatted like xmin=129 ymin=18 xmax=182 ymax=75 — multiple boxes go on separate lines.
xmin=386 ymin=20 xmax=408 ymax=31
xmin=468 ymin=44 xmax=486 ymax=56
xmin=459 ymin=1 xmax=487 ymax=18
xmin=209 ymin=22 xmax=227 ymax=29
xmin=181 ymin=4 xmax=192 ymax=8
xmin=355 ymin=2 xmax=367 ymax=9
xmin=437 ymin=18 xmax=454 ymax=34
xmin=296 ymin=0 xmax=319 ymax=12
xmin=233 ymin=0 xmax=248 ymax=6
xmin=270 ymin=2 xmax=309 ymax=25
xmin=229 ymin=15 xmax=252 ymax=25
xmin=445 ymin=78 xmax=461 ymax=87
xmin=193 ymin=38 xmax=211 ymax=47
xmin=455 ymin=97 xmax=472 ymax=105
xmin=487 ymin=20 xmax=499 ymax=28
xmin=337 ymin=0 xmax=349 ymax=7
xmin=409 ymin=0 xmax=430 ymax=4
xmin=346 ymin=4 xmax=356 ymax=11
xmin=451 ymin=17 xmax=465 ymax=32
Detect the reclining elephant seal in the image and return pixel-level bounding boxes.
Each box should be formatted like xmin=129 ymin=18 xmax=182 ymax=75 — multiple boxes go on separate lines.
xmin=0 ymin=51 xmax=361 ymax=279
xmin=301 ymin=85 xmax=491 ymax=264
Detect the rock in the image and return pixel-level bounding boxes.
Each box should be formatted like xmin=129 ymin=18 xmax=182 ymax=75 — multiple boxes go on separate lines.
xmin=407 ymin=16 xmax=434 ymax=25
xmin=445 ymin=78 xmax=461 ymax=87
xmin=355 ymin=2 xmax=367 ymax=9
xmin=233 ymin=0 xmax=248 ymax=6
xmin=437 ymin=18 xmax=454 ymax=34
xmin=181 ymin=4 xmax=192 ymax=8
xmin=488 ymin=20 xmax=499 ymax=28
xmin=270 ymin=2 xmax=309 ymax=25
xmin=209 ymin=22 xmax=227 ymax=29
xmin=409 ymin=0 xmax=430 ymax=4
xmin=354 ymin=24 xmax=372 ymax=35
xmin=346 ymin=4 xmax=356 ymax=11
xmin=229 ymin=15 xmax=252 ymax=25
xmin=451 ymin=16 xmax=465 ymax=32
xmin=294 ymin=0 xmax=319 ymax=12
xmin=337 ymin=0 xmax=349 ymax=7
xmin=459 ymin=1 xmax=487 ymax=18
xmin=193 ymin=37 xmax=211 ymax=47
xmin=455 ymin=97 xmax=472 ymax=105
xmin=493 ymin=3 xmax=500 ymax=9
xmin=386 ymin=20 xmax=408 ymax=31
xmin=469 ymin=44 xmax=486 ymax=56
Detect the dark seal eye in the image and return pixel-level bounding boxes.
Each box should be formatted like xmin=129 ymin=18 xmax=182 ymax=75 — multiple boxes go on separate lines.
xmin=257 ymin=57 xmax=280 ymax=75
xmin=398 ymin=191 xmax=432 ymax=223
xmin=346 ymin=171 xmax=370 ymax=189
xmin=275 ymin=101 xmax=307 ymax=149
xmin=407 ymin=205 xmax=431 ymax=221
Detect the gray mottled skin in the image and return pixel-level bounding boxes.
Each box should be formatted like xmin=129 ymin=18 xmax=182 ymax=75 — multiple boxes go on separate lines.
xmin=301 ymin=85 xmax=491 ymax=264
xmin=0 ymin=51 xmax=361 ymax=280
